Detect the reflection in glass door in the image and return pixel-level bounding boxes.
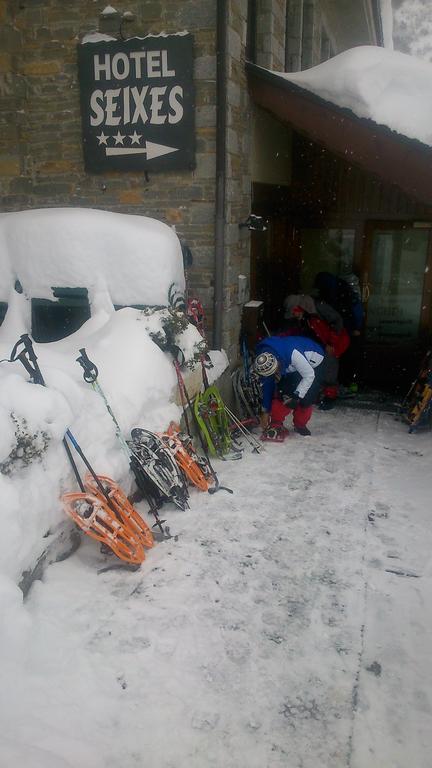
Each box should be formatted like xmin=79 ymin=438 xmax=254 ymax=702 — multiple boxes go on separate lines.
xmin=299 ymin=228 xmax=356 ymax=292
xmin=365 ymin=229 xmax=429 ymax=347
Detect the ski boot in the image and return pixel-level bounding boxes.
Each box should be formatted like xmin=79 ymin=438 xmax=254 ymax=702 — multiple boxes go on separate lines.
xmin=294 ymin=426 xmax=311 ymax=437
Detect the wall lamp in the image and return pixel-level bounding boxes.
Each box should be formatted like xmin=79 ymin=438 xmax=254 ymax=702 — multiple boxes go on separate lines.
xmin=99 ymin=6 xmax=136 ymax=39
xmin=239 ymin=214 xmax=268 ymax=232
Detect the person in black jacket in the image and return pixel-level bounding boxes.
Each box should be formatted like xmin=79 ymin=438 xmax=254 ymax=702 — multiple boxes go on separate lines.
xmin=314 ymin=272 xmax=364 ymax=390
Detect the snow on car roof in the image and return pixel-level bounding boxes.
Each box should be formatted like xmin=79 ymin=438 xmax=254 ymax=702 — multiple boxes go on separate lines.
xmin=0 ymin=207 xmax=185 ymax=305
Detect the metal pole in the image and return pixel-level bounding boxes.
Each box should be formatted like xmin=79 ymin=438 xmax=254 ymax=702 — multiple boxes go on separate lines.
xmin=213 ymin=0 xmax=228 ymax=350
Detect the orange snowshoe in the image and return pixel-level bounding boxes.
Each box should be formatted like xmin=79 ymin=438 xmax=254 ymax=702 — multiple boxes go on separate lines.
xmin=161 ymin=426 xmax=212 ymax=492
xmin=83 ymin=474 xmax=154 ymax=549
xmin=61 ymin=491 xmax=146 ymax=565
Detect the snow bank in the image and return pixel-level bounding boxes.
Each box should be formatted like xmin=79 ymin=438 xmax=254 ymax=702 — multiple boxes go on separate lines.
xmin=0 ymin=313 xmax=171 ymax=583
xmin=0 ymin=208 xmax=185 ymax=305
xmin=279 ymin=46 xmax=432 ymax=147
xmin=0 ymin=207 xmax=231 ymax=759
xmin=0 ymin=303 xmax=215 ymax=693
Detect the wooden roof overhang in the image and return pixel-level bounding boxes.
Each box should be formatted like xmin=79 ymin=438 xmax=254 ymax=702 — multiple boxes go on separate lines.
xmin=247 ymin=61 xmax=432 ymax=208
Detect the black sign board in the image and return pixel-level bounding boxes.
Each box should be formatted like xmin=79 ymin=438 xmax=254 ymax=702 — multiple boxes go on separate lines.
xmin=77 ymin=34 xmax=195 ymax=172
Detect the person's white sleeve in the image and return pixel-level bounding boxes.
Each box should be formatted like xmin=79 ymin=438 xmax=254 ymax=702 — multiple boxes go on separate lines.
xmin=291 ymin=349 xmax=316 ymax=399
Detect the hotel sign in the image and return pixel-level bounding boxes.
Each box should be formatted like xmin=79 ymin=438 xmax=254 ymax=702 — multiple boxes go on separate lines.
xmin=77 ymin=34 xmax=195 ymax=172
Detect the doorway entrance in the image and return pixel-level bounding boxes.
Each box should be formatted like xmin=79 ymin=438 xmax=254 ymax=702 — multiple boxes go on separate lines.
xmin=250 ymin=213 xmax=432 ymax=390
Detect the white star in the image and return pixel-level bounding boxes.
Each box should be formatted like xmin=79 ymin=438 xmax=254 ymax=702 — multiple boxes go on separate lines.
xmin=97 ymin=132 xmax=109 ymax=146
xmin=114 ymin=131 xmax=126 ymax=145
xmin=130 ymin=131 xmax=142 ymax=145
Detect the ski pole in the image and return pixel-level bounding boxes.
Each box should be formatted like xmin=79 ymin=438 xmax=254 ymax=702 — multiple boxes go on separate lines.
xmin=9 ymin=337 xmax=124 ymax=517
xmin=9 ymin=336 xmax=113 ymax=503
xmin=76 ymin=348 xmax=168 ymax=536
xmin=224 ymin=404 xmax=263 ymax=453
xmin=77 ymin=349 xmax=131 ymax=456
xmin=173 ymin=360 xmax=233 ymax=495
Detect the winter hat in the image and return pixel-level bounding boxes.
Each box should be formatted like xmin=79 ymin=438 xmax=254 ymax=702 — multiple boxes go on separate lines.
xmin=254 ymin=352 xmax=278 ymax=377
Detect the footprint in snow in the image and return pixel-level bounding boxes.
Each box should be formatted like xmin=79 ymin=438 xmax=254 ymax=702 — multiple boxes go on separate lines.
xmin=191 ymin=711 xmax=220 ymax=730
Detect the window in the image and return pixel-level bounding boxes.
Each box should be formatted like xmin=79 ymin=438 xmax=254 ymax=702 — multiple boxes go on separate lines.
xmin=31 ymin=287 xmax=90 ymax=343
xmin=0 ymin=302 xmax=7 ymax=327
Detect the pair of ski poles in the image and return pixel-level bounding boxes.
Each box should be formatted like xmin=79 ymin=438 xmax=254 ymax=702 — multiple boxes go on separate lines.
xmin=8 ymin=334 xmax=151 ymax=562
xmin=76 ymin=348 xmax=173 ymax=535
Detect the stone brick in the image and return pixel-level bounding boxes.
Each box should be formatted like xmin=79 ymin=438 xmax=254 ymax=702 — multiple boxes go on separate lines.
xmin=36 ymin=160 xmax=77 ymax=174
xmin=177 ymin=2 xmax=215 ymax=29
xmin=0 ymin=52 xmax=11 ymax=73
xmin=193 ymin=153 xmax=216 ymax=180
xmin=195 ymin=105 xmax=216 ymax=128
xmin=0 ymin=156 xmax=20 ymax=175
xmin=32 ymin=182 xmax=73 ymax=196
xmin=165 ymin=207 xmax=184 ymax=223
xmin=9 ymin=177 xmax=34 ymax=194
xmin=117 ymin=189 xmax=144 ymax=205
xmin=228 ymin=26 xmax=242 ymax=61
xmin=194 ymin=55 xmax=216 ymax=79
xmin=21 ymin=60 xmax=62 ymax=76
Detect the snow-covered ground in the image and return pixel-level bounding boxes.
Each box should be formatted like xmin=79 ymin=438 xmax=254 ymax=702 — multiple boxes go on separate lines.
xmin=1 ymin=407 xmax=431 ymax=768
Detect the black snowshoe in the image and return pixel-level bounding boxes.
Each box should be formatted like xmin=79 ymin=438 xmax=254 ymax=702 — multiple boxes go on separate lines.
xmin=129 ymin=428 xmax=189 ymax=510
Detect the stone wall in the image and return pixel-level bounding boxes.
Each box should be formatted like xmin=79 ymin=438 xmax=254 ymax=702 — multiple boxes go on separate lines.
xmin=0 ymin=0 xmax=317 ymax=364
xmin=256 ymin=0 xmax=287 ymax=71
xmin=0 ymin=0 xmax=219 ymax=338
xmin=0 ymin=0 xmax=268 ymax=363
xmin=222 ymin=0 xmax=253 ymax=361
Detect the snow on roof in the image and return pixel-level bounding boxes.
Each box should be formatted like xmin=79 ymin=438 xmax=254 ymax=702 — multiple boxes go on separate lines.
xmin=0 ymin=208 xmax=185 ymax=306
xmin=101 ymin=5 xmax=119 ymax=15
xmin=81 ymin=32 xmax=117 ymax=43
xmin=278 ymin=46 xmax=432 ymax=148
xmin=81 ymin=30 xmax=190 ymax=44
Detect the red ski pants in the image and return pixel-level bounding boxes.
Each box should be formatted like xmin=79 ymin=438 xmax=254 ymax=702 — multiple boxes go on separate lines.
xmin=270 ymin=397 xmax=313 ymax=429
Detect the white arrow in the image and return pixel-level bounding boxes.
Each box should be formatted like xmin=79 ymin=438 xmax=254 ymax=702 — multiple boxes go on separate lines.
xmin=105 ymin=141 xmax=179 ymax=159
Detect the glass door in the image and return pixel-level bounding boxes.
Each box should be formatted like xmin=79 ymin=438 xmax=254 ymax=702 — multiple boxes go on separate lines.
xmin=365 ymin=228 xmax=429 ymax=345
xmin=299 ymin=228 xmax=356 ymax=293
xmin=362 ymin=224 xmax=432 ymax=387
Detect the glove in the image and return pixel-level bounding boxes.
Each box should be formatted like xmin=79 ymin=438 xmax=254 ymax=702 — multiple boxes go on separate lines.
xmin=282 ymin=394 xmax=300 ymax=409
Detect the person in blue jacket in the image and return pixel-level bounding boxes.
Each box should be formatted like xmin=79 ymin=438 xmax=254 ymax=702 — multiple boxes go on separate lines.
xmin=255 ymin=335 xmax=325 ymax=437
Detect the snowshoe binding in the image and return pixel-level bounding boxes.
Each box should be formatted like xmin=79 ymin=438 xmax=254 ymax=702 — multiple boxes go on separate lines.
xmin=260 ymin=424 xmax=288 ymax=442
